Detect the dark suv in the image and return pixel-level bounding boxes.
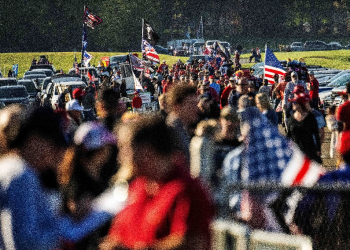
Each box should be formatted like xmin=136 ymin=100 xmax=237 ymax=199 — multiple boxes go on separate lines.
xmin=0 ymin=78 xmax=18 ymax=87
xmin=304 ymin=41 xmax=330 ymax=51
xmin=0 ymin=85 xmax=30 ymax=106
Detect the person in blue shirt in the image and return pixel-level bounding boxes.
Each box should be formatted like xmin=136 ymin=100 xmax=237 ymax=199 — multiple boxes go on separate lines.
xmin=0 ymin=107 xmax=119 ymax=250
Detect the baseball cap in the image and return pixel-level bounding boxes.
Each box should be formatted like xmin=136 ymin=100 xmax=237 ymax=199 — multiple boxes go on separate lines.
xmin=209 ymin=75 xmax=214 ymax=79
xmin=229 ymin=76 xmax=235 ymax=81
xmin=66 ymin=99 xmax=83 ymax=111
xmin=338 ymin=89 xmax=347 ymax=96
xmin=292 ymin=85 xmax=306 ymax=94
xmin=72 ymin=88 xmax=85 ymax=99
xmin=74 ymin=121 xmax=116 ymax=151
xmin=289 ymin=93 xmax=310 ymax=104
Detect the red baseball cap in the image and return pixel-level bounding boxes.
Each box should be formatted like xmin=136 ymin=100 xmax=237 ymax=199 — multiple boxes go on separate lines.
xmin=72 ymin=88 xmax=85 ymax=99
xmin=292 ymin=85 xmax=306 ymax=94
xmin=337 ymin=130 xmax=350 ymax=155
xmin=289 ymin=93 xmax=310 ymax=104
xmin=209 ymin=75 xmax=214 ymax=79
xmin=338 ymin=89 xmax=348 ymax=96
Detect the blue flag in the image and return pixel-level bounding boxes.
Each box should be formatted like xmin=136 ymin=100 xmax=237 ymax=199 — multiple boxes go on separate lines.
xmin=12 ymin=64 xmax=18 ymax=77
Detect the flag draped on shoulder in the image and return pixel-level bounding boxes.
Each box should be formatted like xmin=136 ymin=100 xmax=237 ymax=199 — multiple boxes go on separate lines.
xmin=264 ymin=47 xmax=286 ymax=84
xmin=143 ymin=20 xmax=159 ymax=46
xmin=142 ymin=39 xmax=160 ymax=63
xmin=83 ymin=6 xmax=103 ymax=29
xmin=237 ymin=107 xmax=324 ymax=186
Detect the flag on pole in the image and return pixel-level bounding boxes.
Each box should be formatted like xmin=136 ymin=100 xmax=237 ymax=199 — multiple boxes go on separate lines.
xmin=142 ymin=39 xmax=160 ymax=63
xmin=12 ymin=64 xmax=18 ymax=77
xmin=185 ymin=26 xmax=190 ymax=39
xmin=83 ymin=6 xmax=103 ymax=29
xmin=143 ymin=20 xmax=159 ymax=46
xmin=133 ymin=71 xmax=143 ymax=91
xmin=213 ymin=41 xmax=230 ymax=61
xmin=83 ymin=51 xmax=93 ymax=66
xmin=130 ymin=53 xmax=144 ymax=71
xmin=264 ymin=47 xmax=286 ymax=84
xmin=232 ymin=107 xmax=325 ymax=186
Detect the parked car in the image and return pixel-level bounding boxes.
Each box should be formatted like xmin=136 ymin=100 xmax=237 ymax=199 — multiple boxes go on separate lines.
xmin=186 ymin=55 xmax=209 ymax=64
xmin=18 ymin=79 xmax=39 ymax=96
xmin=303 ymin=41 xmax=330 ymax=51
xmin=154 ymin=45 xmax=171 ymax=55
xmin=193 ymin=42 xmax=205 ymax=54
xmin=23 ymin=70 xmax=47 ymax=77
xmin=290 ymin=42 xmax=303 ymax=51
xmin=22 ymin=74 xmax=47 ymax=87
xmin=0 ymin=78 xmax=18 ymax=87
xmin=31 ymin=68 xmax=54 ymax=77
xmin=109 ymin=55 xmax=128 ymax=69
xmin=173 ymin=46 xmax=186 ymax=56
xmin=205 ymin=40 xmax=216 ymax=49
xmin=0 ymin=85 xmax=30 ymax=106
xmin=328 ymin=42 xmax=342 ymax=50
xmin=42 ymin=80 xmax=87 ymax=110
xmin=220 ymin=41 xmax=231 ymax=53
xmin=29 ymin=64 xmax=56 ymax=73
xmin=68 ymin=67 xmax=99 ymax=86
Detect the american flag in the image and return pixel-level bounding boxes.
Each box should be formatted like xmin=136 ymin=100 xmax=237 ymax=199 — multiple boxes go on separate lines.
xmin=224 ymin=107 xmax=324 ymax=186
xmin=83 ymin=51 xmax=93 ymax=67
xmin=83 ymin=6 xmax=103 ymax=29
xmin=264 ymin=47 xmax=286 ymax=84
xmin=142 ymin=39 xmax=160 ymax=63
xmin=75 ymin=62 xmax=80 ymax=74
xmin=130 ymin=53 xmax=144 ymax=71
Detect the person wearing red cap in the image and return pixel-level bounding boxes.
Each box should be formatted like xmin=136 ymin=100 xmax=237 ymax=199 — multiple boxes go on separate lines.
xmin=132 ymin=91 xmax=142 ymax=113
xmin=286 ymin=93 xmax=321 ymax=163
xmin=72 ymin=87 xmax=86 ymax=104
xmin=337 ymin=82 xmax=350 ymax=131
xmin=220 ymin=77 xmax=236 ymax=109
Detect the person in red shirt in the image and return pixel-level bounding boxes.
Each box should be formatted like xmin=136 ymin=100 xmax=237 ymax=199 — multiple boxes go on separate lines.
xmin=132 ymin=91 xmax=142 ymax=113
xmin=220 ymin=77 xmax=236 ymax=109
xmin=163 ymin=75 xmax=174 ymax=94
xmin=307 ymin=71 xmax=320 ymax=110
xmin=100 ymin=116 xmax=214 ymax=250
xmin=337 ymin=82 xmax=350 ymax=131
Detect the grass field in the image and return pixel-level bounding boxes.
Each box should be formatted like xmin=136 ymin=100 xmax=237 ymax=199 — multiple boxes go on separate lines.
xmin=1 ymin=50 xmax=350 ymax=78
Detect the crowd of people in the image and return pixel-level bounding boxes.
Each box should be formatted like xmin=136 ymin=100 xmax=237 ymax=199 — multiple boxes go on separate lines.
xmin=0 ymin=52 xmax=350 ymax=249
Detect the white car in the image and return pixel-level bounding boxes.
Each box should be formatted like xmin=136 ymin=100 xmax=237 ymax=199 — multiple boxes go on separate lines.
xmin=43 ymin=81 xmax=87 ymax=110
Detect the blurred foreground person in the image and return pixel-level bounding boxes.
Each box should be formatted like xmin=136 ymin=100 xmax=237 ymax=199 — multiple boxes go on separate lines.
xmin=0 ymin=104 xmax=25 ymax=155
xmin=59 ymin=122 xmax=119 ymax=249
xmin=255 ymin=93 xmax=278 ymax=127
xmin=96 ymin=89 xmax=121 ymax=131
xmin=0 ymin=107 xmax=116 ymax=250
xmin=100 ymin=116 xmax=214 ymax=250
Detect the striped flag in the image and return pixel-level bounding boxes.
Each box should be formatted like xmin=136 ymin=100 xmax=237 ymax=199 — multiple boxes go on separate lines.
xmin=264 ymin=47 xmax=286 ymax=84
xmin=142 ymin=39 xmax=160 ymax=63
xmin=224 ymin=107 xmax=324 ymax=187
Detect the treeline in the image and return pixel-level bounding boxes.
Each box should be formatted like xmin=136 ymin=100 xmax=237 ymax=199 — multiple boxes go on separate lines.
xmin=1 ymin=0 xmax=350 ymax=52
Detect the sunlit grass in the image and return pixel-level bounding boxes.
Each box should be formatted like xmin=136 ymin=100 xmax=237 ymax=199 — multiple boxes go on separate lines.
xmin=0 ymin=50 xmax=350 ymax=78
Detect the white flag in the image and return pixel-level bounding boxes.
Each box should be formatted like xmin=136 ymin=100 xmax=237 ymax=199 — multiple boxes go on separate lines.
xmin=133 ymin=71 xmax=143 ymax=91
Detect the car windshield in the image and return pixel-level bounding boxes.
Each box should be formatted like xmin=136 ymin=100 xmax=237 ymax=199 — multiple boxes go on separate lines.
xmin=332 ymin=74 xmax=350 ymax=87
xmin=0 ymin=79 xmax=17 ymax=87
xmin=327 ymin=71 xmax=349 ymax=84
xmin=24 ymin=71 xmax=44 ymax=76
xmin=220 ymin=42 xmax=229 ymax=47
xmin=292 ymin=42 xmax=302 ymax=46
xmin=0 ymin=88 xmax=27 ymax=98
xmin=110 ymin=56 xmax=127 ymax=64
xmin=21 ymin=82 xmax=36 ymax=92
xmin=42 ymin=78 xmax=52 ymax=89
xmin=206 ymin=41 xmax=214 ymax=46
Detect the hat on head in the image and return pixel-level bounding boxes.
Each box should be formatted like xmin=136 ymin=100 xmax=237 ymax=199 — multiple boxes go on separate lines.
xmin=161 ymin=79 xmax=167 ymax=85
xmin=292 ymin=85 xmax=306 ymax=94
xmin=235 ymin=70 xmax=243 ymax=76
xmin=66 ymin=99 xmax=83 ymax=111
xmin=74 ymin=121 xmax=116 ymax=151
xmin=289 ymin=93 xmax=310 ymax=104
xmin=162 ymin=60 xmax=166 ymax=63
xmin=133 ymin=91 xmax=139 ymax=95
xmin=72 ymin=88 xmax=85 ymax=99
xmin=209 ymin=75 xmax=214 ymax=79
xmin=229 ymin=76 xmax=236 ymax=81
xmin=338 ymin=88 xmax=348 ymax=96
xmin=167 ymin=75 xmax=173 ymax=80
xmin=337 ymin=130 xmax=350 ymax=155
xmin=224 ymin=74 xmax=229 ymax=79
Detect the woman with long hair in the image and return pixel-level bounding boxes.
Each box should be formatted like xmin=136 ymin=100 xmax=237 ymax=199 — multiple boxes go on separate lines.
xmin=287 ymin=93 xmax=321 ymax=163
xmin=255 ymin=93 xmax=278 ymax=126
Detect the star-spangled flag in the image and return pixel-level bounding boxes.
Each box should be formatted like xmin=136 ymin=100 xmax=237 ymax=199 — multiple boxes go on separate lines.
xmin=264 ymin=47 xmax=286 ymax=84
xmin=143 ymin=20 xmax=159 ymax=46
xmin=142 ymin=39 xmax=160 ymax=63
xmin=83 ymin=51 xmax=93 ymax=67
xmin=130 ymin=53 xmax=144 ymax=71
xmin=224 ymin=107 xmax=324 ymax=186
xmin=83 ymin=6 xmax=103 ymax=29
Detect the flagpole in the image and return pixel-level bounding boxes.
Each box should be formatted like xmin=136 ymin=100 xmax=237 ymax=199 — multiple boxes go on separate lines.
xmin=141 ymin=18 xmax=144 ymax=90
